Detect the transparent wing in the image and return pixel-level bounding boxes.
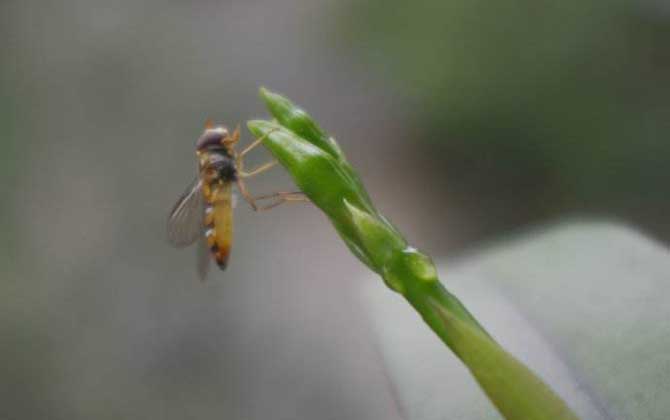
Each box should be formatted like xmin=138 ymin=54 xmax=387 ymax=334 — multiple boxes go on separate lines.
xmin=196 ymin=233 xmax=211 ymax=281
xmin=167 ymin=178 xmax=204 ymax=247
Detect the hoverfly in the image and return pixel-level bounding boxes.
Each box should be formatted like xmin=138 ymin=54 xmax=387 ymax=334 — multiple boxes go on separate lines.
xmin=167 ymin=122 xmax=305 ymax=280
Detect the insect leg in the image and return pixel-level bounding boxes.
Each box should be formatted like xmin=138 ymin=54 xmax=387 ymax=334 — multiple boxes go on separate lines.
xmin=236 ymin=178 xmax=259 ymax=211
xmin=238 ymin=127 xmax=278 ymax=158
xmin=238 ymin=160 xmax=277 ymax=178
xmin=253 ymin=191 xmax=309 ymax=211
xmin=234 ymin=127 xmax=305 ymax=211
xmin=236 ymin=128 xmax=280 ymax=178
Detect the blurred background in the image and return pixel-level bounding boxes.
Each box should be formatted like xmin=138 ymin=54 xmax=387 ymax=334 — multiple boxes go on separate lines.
xmin=1 ymin=0 xmax=669 ymax=419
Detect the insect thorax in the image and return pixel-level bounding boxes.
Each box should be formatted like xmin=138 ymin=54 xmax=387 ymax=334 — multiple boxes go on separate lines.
xmin=200 ymin=150 xmax=237 ymax=182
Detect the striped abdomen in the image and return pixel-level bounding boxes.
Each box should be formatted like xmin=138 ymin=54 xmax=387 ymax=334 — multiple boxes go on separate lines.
xmin=202 ymin=181 xmax=233 ymax=269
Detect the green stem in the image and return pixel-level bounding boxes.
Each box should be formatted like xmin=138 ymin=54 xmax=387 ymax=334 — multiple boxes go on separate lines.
xmin=247 ymin=88 xmax=582 ymax=420
xmin=405 ymin=278 xmax=489 ymax=344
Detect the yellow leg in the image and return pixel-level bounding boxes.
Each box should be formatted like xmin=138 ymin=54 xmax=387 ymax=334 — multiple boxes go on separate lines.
xmin=238 ymin=127 xmax=277 ymax=158
xmin=253 ymin=191 xmax=309 ymax=211
xmin=235 ymin=128 xmax=279 ymax=178
xmin=236 ymin=178 xmax=258 ymax=211
xmin=239 ymin=160 xmax=277 ymax=178
xmin=234 ymin=128 xmax=304 ymax=211
xmin=239 ymin=137 xmax=263 ymax=158
xmin=235 ymin=184 xmax=308 ymax=212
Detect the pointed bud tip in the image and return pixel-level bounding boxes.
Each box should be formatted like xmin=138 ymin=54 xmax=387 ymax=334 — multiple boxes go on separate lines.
xmin=342 ymin=198 xmax=362 ymax=217
xmin=247 ymin=119 xmax=279 ymax=132
xmin=258 ymin=87 xmax=287 ymax=106
xmin=246 ymin=120 xmax=263 ymax=137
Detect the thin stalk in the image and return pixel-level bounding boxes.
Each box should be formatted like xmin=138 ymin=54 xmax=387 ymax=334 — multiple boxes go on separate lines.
xmin=247 ymin=87 xmax=581 ymax=420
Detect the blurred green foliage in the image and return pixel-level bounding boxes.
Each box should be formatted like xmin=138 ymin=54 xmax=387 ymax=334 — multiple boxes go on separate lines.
xmin=342 ymin=0 xmax=670 ymax=238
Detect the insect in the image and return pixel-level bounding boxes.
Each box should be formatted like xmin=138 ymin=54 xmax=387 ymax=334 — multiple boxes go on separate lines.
xmin=167 ymin=122 xmax=305 ymax=279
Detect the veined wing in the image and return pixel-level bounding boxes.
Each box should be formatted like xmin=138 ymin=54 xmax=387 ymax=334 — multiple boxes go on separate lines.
xmin=167 ymin=178 xmax=204 ymax=247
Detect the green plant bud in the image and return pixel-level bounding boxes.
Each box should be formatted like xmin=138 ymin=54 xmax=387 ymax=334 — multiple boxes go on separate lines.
xmin=247 ymin=120 xmax=368 ymax=215
xmin=257 ymin=88 xmax=374 ymax=209
xmin=247 ymin=88 xmax=581 ymax=420
xmin=259 ymin=87 xmax=344 ymax=160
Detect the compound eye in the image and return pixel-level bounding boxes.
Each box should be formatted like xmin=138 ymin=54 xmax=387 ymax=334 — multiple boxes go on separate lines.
xmin=196 ymin=126 xmax=229 ymax=150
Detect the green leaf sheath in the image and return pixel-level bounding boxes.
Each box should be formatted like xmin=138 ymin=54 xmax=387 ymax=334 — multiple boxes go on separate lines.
xmin=247 ymin=88 xmax=581 ymax=420
xmin=429 ymin=301 xmax=580 ymax=420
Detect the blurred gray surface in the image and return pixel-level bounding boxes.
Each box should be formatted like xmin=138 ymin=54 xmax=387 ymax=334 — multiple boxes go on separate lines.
xmin=365 ymin=222 xmax=670 ymax=420
xmin=1 ymin=1 xmax=405 ymax=419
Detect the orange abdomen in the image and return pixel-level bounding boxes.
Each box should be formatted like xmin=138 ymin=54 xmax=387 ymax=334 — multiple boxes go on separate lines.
xmin=203 ymin=182 xmax=233 ymax=269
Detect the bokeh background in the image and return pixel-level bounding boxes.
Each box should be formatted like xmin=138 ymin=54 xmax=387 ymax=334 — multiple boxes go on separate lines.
xmin=2 ymin=1 xmax=669 ymax=419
